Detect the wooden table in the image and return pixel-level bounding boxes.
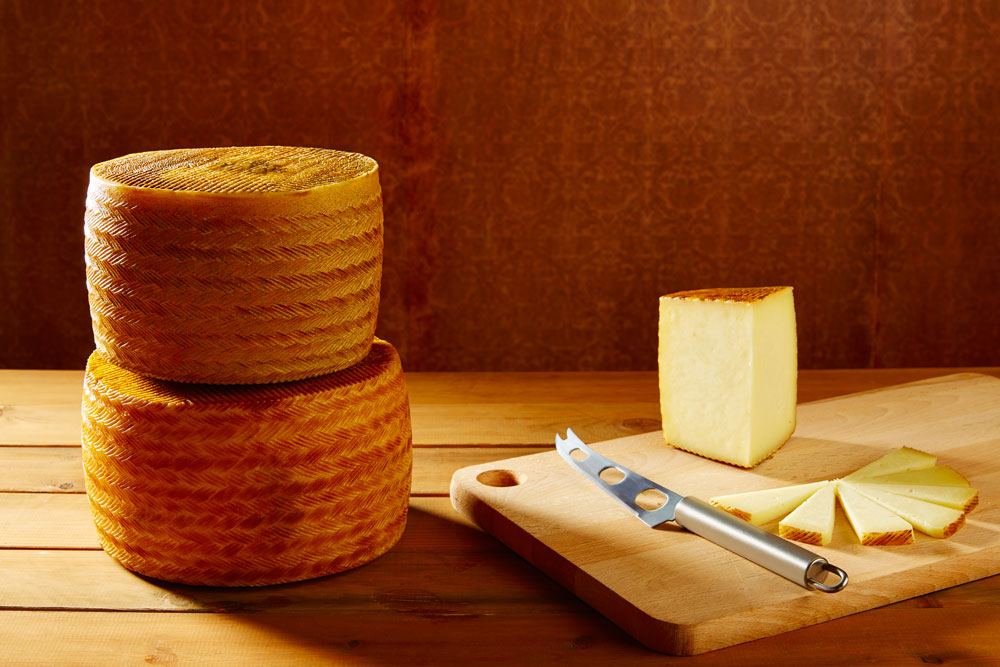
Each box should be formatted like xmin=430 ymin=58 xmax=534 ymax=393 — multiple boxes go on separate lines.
xmin=2 ymin=368 xmax=999 ymax=665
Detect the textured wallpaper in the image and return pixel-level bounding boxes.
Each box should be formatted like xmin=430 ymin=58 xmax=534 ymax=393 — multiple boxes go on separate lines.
xmin=1 ymin=0 xmax=998 ymax=371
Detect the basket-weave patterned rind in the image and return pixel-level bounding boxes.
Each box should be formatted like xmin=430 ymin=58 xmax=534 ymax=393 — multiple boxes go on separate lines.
xmin=85 ymin=146 xmax=383 ymax=384
xmin=81 ymin=340 xmax=412 ymax=587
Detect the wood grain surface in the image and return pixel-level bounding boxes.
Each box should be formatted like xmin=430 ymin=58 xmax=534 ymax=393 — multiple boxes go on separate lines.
xmin=3 ymin=1 xmax=999 ymax=373
xmin=451 ymin=373 xmax=1000 ymax=655
xmin=1 ymin=368 xmax=999 ymax=665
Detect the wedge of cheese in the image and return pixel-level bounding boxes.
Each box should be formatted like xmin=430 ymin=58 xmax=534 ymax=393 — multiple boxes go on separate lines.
xmin=836 ymin=482 xmax=914 ymax=545
xmin=709 ymin=480 xmax=827 ymax=525
xmin=844 ymin=447 xmax=936 ymax=481
xmin=779 ymin=482 xmax=836 ymax=545
xmin=868 ymin=466 xmax=970 ymax=488
xmin=658 ymin=286 xmax=797 ymax=468
xmin=853 ymin=482 xmax=979 ymax=513
xmin=847 ymin=483 xmax=965 ymax=538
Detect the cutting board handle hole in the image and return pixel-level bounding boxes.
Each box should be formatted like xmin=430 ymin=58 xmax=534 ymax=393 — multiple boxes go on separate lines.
xmin=599 ymin=467 xmax=626 ymax=485
xmin=636 ymin=489 xmax=667 ymax=510
xmin=477 ymin=469 xmax=523 ymax=487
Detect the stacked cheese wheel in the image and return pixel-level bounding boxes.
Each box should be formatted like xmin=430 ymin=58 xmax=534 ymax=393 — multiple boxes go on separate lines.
xmin=80 ymin=147 xmax=412 ymax=586
xmin=86 ymin=146 xmax=382 ymax=384
xmin=709 ymin=447 xmax=978 ymax=546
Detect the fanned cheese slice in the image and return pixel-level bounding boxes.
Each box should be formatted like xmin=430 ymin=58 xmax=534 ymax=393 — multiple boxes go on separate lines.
xmin=779 ymin=482 xmax=836 ymax=545
xmin=709 ymin=481 xmax=827 ymax=525
xmin=835 ymin=482 xmax=914 ymax=545
xmin=844 ymin=447 xmax=936 ymax=481
xmin=868 ymin=465 xmax=970 ymax=488
xmin=854 ymin=482 xmax=979 ymax=513
xmin=847 ymin=483 xmax=965 ymax=538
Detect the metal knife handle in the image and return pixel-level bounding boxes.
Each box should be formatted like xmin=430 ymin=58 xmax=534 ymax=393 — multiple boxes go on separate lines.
xmin=674 ymin=496 xmax=848 ymax=592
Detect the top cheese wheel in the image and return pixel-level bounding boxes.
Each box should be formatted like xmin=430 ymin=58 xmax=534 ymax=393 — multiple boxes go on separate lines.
xmin=85 ymin=146 xmax=383 ymax=384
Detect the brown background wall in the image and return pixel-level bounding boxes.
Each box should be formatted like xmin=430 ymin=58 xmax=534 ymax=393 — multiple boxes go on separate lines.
xmin=1 ymin=0 xmax=998 ymax=372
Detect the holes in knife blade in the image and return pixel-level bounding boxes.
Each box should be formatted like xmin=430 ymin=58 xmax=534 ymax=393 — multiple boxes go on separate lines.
xmin=635 ymin=489 xmax=667 ymax=511
xmin=569 ymin=448 xmax=588 ymax=461
xmin=598 ymin=467 xmax=626 ymax=485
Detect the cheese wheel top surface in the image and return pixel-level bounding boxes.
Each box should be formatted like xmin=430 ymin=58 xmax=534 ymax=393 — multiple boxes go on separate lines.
xmin=90 ymin=146 xmax=377 ymax=195
xmin=85 ymin=338 xmax=399 ymax=408
xmin=662 ymin=286 xmax=791 ymax=304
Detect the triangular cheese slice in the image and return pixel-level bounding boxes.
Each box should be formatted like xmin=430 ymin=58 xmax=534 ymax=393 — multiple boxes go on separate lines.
xmin=854 ymin=482 xmax=978 ymax=513
xmin=868 ymin=465 xmax=970 ymax=488
xmin=779 ymin=482 xmax=836 ymax=545
xmin=844 ymin=447 xmax=936 ymax=481
xmin=846 ymin=483 xmax=965 ymax=538
xmin=709 ymin=481 xmax=828 ymax=525
xmin=835 ymin=482 xmax=914 ymax=545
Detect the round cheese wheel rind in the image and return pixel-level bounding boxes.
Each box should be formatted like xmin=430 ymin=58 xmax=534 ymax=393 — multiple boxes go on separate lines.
xmin=81 ymin=339 xmax=412 ymax=587
xmin=85 ymin=146 xmax=383 ymax=384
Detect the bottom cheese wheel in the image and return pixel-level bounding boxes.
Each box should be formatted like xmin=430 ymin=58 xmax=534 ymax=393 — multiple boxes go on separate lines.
xmin=81 ymin=339 xmax=412 ymax=586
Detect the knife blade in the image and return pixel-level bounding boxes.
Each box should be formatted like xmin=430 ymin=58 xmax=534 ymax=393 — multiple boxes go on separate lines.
xmin=555 ymin=428 xmax=848 ymax=593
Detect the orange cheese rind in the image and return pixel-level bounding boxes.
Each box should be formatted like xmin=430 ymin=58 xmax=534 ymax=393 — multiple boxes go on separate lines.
xmin=859 ymin=530 xmax=915 ymax=546
xmin=81 ymin=340 xmax=412 ymax=587
xmin=777 ymin=526 xmax=824 ymax=545
xmin=85 ymin=146 xmax=383 ymax=384
xmin=660 ymin=286 xmax=791 ymax=304
xmin=712 ymin=448 xmax=977 ymax=547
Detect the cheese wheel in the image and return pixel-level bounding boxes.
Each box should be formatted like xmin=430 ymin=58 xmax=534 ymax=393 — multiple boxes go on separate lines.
xmin=81 ymin=339 xmax=411 ymax=587
xmin=85 ymin=146 xmax=383 ymax=384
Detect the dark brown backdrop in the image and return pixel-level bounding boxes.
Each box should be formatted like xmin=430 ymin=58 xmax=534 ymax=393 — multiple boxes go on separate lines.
xmin=2 ymin=1 xmax=998 ymax=371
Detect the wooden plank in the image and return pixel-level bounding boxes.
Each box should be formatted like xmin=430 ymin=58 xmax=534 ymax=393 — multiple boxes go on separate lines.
xmin=0 ymin=493 xmax=97 ymax=549
xmin=0 ymin=370 xmax=84 ymax=446
xmin=794 ymin=368 xmax=1000 ymax=403
xmin=0 ymin=495 xmax=476 ymax=551
xmin=0 ymin=447 xmax=85 ymax=492
xmin=0 ymin=447 xmax=546 ymax=496
xmin=4 ymin=369 xmax=998 ymax=447
xmin=1 ymin=606 xmax=998 ymax=667
xmin=0 ymin=498 xmax=581 ymax=613
xmin=452 ymin=373 xmax=1000 ymax=654
xmin=3 ymin=502 xmax=998 ymax=619
xmin=411 ymin=402 xmax=660 ymax=445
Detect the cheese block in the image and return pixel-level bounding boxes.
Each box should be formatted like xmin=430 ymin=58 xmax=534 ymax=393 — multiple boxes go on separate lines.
xmin=86 ymin=146 xmax=383 ymax=384
xmin=779 ymin=482 xmax=836 ymax=545
xmin=846 ymin=483 xmax=966 ymax=538
xmin=658 ymin=287 xmax=797 ymax=468
xmin=81 ymin=340 xmax=412 ymax=586
xmin=868 ymin=466 xmax=971 ymax=488
xmin=853 ymin=482 xmax=979 ymax=513
xmin=835 ymin=482 xmax=914 ymax=545
xmin=709 ymin=481 xmax=826 ymax=525
xmin=844 ymin=446 xmax=936 ymax=481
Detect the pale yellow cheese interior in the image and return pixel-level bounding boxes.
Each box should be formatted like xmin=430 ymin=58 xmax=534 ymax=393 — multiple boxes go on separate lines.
xmin=709 ymin=481 xmax=826 ymax=525
xmin=869 ymin=466 xmax=970 ymax=487
xmin=836 ymin=482 xmax=914 ymax=545
xmin=854 ymin=482 xmax=978 ymax=512
xmin=707 ymin=447 xmax=976 ymax=546
xmin=847 ymin=483 xmax=965 ymax=538
xmin=844 ymin=447 xmax=937 ymax=480
xmin=658 ymin=286 xmax=797 ymax=468
xmin=779 ymin=482 xmax=836 ymax=545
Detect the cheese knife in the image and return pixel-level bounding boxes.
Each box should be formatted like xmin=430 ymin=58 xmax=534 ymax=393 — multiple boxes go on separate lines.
xmin=555 ymin=428 xmax=848 ymax=593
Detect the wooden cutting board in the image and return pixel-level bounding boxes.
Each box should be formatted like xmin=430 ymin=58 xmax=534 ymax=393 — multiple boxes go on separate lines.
xmin=449 ymin=373 xmax=1000 ymax=655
